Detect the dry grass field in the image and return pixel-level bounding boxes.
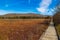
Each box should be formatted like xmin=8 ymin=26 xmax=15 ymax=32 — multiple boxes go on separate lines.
xmin=0 ymin=19 xmax=50 ymax=40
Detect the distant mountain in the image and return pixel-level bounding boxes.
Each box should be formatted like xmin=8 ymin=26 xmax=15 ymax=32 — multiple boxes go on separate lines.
xmin=0 ymin=13 xmax=51 ymax=19
xmin=1 ymin=13 xmax=47 ymax=17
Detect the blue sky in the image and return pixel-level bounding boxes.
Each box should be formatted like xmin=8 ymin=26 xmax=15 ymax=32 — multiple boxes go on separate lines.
xmin=0 ymin=0 xmax=59 ymax=15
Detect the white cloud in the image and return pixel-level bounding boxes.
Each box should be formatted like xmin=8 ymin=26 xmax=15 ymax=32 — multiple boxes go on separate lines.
xmin=0 ymin=10 xmax=8 ymax=15
xmin=0 ymin=10 xmax=21 ymax=15
xmin=37 ymin=0 xmax=52 ymax=15
xmin=38 ymin=8 xmax=56 ymax=15
xmin=39 ymin=0 xmax=52 ymax=8
xmin=37 ymin=7 xmax=47 ymax=13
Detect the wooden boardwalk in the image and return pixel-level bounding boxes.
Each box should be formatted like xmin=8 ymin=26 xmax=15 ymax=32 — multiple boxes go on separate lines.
xmin=39 ymin=21 xmax=58 ymax=40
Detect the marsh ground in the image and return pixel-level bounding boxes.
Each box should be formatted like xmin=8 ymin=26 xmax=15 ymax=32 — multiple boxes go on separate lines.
xmin=0 ymin=19 xmax=50 ymax=40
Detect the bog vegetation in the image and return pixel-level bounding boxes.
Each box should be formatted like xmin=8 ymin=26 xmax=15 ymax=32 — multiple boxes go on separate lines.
xmin=0 ymin=14 xmax=51 ymax=40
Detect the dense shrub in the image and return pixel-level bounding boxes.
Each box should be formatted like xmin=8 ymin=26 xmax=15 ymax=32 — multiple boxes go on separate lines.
xmin=53 ymin=12 xmax=60 ymax=26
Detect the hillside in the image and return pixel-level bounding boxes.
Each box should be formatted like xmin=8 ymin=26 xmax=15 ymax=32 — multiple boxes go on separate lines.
xmin=3 ymin=13 xmax=47 ymax=17
xmin=0 ymin=13 xmax=50 ymax=19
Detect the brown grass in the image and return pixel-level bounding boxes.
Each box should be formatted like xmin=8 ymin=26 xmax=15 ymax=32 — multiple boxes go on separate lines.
xmin=0 ymin=19 xmax=50 ymax=40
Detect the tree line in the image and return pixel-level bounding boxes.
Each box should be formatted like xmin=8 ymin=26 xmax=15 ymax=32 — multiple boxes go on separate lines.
xmin=0 ymin=16 xmax=50 ymax=19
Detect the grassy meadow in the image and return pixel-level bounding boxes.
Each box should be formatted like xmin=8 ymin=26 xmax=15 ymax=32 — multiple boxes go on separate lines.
xmin=0 ymin=19 xmax=50 ymax=40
